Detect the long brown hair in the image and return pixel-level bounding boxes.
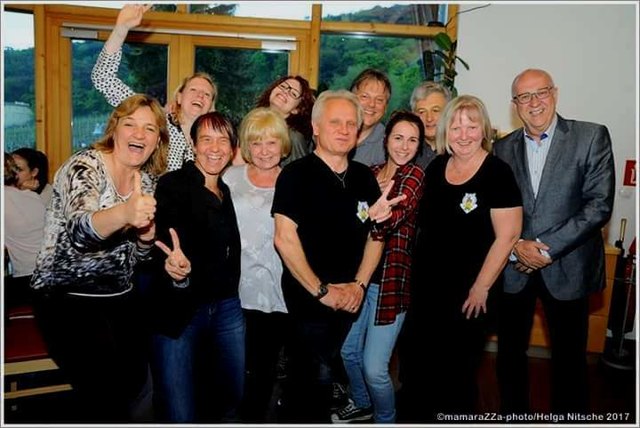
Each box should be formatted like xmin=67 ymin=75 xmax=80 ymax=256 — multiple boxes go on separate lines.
xmin=255 ymin=75 xmax=315 ymax=140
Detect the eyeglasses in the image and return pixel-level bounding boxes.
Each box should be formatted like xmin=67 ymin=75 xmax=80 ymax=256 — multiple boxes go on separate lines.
xmin=512 ymin=86 xmax=554 ymax=104
xmin=278 ymin=82 xmax=302 ymax=100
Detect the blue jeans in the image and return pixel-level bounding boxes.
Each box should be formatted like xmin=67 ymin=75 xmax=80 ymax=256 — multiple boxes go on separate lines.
xmin=151 ymin=297 xmax=245 ymax=422
xmin=341 ymin=283 xmax=406 ymax=423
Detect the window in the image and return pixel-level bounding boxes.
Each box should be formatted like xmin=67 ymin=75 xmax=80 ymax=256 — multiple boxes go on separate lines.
xmin=323 ymin=2 xmax=445 ymax=25
xmin=195 ymin=46 xmax=289 ymax=125
xmin=71 ymin=40 xmax=168 ymax=152
xmin=320 ymin=34 xmax=425 ymax=119
xmin=3 ymin=11 xmax=35 ymax=151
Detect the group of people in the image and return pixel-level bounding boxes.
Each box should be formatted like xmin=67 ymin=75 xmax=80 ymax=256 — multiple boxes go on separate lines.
xmin=12 ymin=4 xmax=615 ymax=425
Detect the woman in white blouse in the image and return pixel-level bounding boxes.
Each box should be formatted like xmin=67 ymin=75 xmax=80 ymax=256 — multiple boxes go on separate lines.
xmin=92 ymin=4 xmax=216 ymax=172
xmin=224 ymin=107 xmax=291 ymax=422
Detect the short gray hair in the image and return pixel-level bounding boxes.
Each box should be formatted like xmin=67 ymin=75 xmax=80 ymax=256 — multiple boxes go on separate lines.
xmin=410 ymin=81 xmax=452 ymax=112
xmin=311 ymin=90 xmax=363 ymax=130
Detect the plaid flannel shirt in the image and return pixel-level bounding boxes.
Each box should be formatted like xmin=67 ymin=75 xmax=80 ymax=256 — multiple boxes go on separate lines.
xmin=370 ymin=162 xmax=425 ymax=325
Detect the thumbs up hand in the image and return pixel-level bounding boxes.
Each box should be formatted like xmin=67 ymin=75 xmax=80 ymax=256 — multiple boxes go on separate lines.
xmin=126 ymin=171 xmax=156 ymax=229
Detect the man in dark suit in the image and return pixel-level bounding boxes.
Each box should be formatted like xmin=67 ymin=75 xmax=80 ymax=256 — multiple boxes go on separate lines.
xmin=493 ymin=68 xmax=615 ymax=414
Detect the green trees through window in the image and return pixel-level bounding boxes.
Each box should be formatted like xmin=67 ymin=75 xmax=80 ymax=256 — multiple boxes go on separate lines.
xmin=4 ymin=3 xmax=448 ymax=154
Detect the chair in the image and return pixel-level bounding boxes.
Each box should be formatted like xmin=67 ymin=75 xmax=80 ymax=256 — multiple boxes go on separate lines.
xmin=4 ymin=304 xmax=72 ymax=401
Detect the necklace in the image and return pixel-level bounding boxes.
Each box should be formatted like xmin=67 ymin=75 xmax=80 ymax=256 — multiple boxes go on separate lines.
xmin=332 ymin=168 xmax=348 ymax=188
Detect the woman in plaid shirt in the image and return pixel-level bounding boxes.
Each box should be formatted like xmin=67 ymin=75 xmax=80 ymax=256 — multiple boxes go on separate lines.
xmin=334 ymin=111 xmax=425 ymax=424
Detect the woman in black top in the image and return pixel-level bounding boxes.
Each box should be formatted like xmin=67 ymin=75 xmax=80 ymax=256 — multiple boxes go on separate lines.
xmin=150 ymin=112 xmax=243 ymax=423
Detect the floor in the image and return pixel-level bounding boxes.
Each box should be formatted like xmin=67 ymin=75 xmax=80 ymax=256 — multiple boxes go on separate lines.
xmin=4 ymin=340 xmax=637 ymax=424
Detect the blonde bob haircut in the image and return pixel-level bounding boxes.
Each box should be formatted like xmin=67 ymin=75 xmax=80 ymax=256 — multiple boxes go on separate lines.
xmin=238 ymin=107 xmax=291 ymax=164
xmin=93 ymin=94 xmax=169 ymax=176
xmin=435 ymin=94 xmax=494 ymax=155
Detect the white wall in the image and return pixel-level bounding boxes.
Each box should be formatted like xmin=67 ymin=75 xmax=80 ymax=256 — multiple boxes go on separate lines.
xmin=455 ymin=2 xmax=638 ymax=248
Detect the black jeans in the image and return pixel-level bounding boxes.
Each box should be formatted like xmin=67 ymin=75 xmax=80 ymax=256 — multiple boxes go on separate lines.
xmin=497 ymin=272 xmax=589 ymax=414
xmin=241 ymin=309 xmax=290 ymax=422
xmin=33 ymin=289 xmax=150 ymax=422
xmin=279 ymin=314 xmax=352 ymax=423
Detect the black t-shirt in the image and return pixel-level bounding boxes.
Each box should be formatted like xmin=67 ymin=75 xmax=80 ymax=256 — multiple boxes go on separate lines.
xmin=413 ymin=154 xmax=522 ymax=315
xmin=272 ymin=153 xmax=381 ymax=319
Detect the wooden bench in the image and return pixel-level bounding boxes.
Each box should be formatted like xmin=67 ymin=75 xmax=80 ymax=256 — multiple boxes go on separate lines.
xmin=4 ymin=305 xmax=72 ymax=400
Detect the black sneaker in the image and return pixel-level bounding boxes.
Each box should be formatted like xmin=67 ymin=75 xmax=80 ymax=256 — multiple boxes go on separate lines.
xmin=331 ymin=399 xmax=373 ymax=423
xmin=330 ymin=382 xmax=349 ymax=411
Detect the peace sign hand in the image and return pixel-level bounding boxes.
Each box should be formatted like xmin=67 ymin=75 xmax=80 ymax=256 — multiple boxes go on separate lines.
xmin=155 ymin=228 xmax=192 ymax=282
xmin=368 ymin=180 xmax=407 ymax=223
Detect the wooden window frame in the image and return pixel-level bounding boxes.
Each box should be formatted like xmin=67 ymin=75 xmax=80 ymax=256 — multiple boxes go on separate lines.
xmin=4 ymin=3 xmax=459 ymax=174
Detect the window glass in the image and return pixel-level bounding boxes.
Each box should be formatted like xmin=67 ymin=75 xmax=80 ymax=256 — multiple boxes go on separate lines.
xmin=319 ymin=34 xmax=425 ymax=121
xmin=322 ymin=2 xmax=447 ymax=25
xmin=189 ymin=2 xmax=311 ymax=20
xmin=194 ymin=47 xmax=288 ymax=125
xmin=3 ymin=11 xmax=35 ymax=151
xmin=72 ymin=40 xmax=168 ymax=152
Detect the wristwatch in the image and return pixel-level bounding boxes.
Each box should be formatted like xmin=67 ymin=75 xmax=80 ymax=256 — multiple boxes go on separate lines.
xmin=315 ymin=282 xmax=329 ymax=300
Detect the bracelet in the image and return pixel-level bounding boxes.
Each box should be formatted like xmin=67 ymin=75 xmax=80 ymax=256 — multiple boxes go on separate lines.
xmin=355 ymin=279 xmax=367 ymax=291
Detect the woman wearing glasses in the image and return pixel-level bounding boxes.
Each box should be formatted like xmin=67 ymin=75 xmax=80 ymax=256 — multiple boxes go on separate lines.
xmin=233 ymin=76 xmax=315 ymax=167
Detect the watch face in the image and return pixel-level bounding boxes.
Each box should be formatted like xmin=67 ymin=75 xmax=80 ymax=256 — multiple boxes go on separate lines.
xmin=317 ymin=284 xmax=328 ymax=299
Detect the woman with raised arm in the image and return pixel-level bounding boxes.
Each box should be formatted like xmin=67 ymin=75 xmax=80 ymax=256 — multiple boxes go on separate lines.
xmin=92 ymin=4 xmax=216 ymax=172
xmin=29 ymin=94 xmax=169 ymax=422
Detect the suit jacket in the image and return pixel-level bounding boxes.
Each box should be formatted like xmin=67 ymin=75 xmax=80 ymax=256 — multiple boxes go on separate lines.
xmin=493 ymin=114 xmax=615 ymax=300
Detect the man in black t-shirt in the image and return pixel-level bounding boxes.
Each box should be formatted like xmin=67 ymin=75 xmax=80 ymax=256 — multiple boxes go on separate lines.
xmin=272 ymin=89 xmax=403 ymax=423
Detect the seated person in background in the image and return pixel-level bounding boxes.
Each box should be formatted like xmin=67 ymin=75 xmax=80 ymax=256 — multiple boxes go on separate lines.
xmin=233 ymin=75 xmax=315 ymax=167
xmin=349 ymin=68 xmax=392 ymax=167
xmin=92 ymin=4 xmax=216 ymax=172
xmin=4 ymin=153 xmax=46 ymax=309
xmin=224 ymin=107 xmax=291 ymax=422
xmin=409 ymin=81 xmax=452 ymax=170
xmin=11 ymin=147 xmax=53 ymax=205
xmin=29 ymin=94 xmax=169 ymax=423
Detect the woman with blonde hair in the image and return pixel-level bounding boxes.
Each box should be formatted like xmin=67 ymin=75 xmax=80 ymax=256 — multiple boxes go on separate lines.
xmin=30 ymin=93 xmax=169 ymax=422
xmin=403 ymin=95 xmax=522 ymax=421
xmin=92 ymin=4 xmax=216 ymax=172
xmin=224 ymin=107 xmax=291 ymax=421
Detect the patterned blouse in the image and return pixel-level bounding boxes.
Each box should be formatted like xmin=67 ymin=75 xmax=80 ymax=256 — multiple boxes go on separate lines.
xmin=30 ymin=149 xmax=155 ymax=296
xmin=370 ymin=162 xmax=425 ymax=325
xmin=91 ymin=47 xmax=191 ymax=172
xmin=224 ymin=165 xmax=286 ymax=314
